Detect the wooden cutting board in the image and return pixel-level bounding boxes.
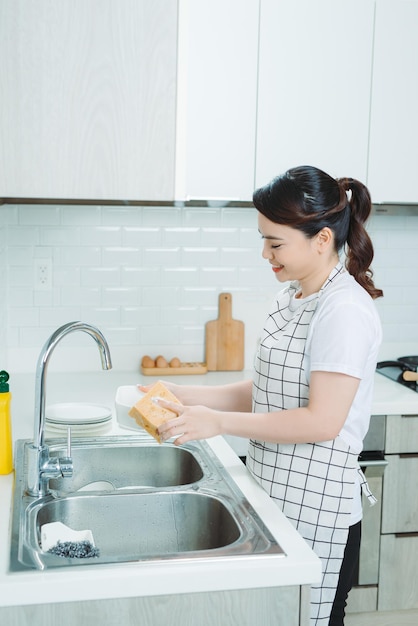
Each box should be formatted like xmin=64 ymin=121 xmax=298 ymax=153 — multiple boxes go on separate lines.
xmin=205 ymin=293 xmax=244 ymax=371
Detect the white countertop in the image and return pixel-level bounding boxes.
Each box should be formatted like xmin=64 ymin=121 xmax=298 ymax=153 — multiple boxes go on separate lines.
xmin=1 ymin=368 xmax=417 ymax=609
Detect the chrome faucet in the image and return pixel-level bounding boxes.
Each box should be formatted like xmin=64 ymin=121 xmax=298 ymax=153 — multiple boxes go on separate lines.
xmin=26 ymin=321 xmax=112 ymax=497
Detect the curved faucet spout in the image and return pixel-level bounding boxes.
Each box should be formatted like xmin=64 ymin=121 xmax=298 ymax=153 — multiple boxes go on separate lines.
xmin=27 ymin=321 xmax=112 ymax=497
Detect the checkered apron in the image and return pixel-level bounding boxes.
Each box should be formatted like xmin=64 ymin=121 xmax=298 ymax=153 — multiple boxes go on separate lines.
xmin=246 ymin=265 xmax=373 ymax=625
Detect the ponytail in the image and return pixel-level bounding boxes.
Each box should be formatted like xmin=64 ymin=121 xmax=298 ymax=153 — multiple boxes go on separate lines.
xmin=337 ymin=177 xmax=383 ymax=300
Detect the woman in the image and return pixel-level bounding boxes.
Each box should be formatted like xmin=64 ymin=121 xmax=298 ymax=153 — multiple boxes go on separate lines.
xmin=143 ymin=165 xmax=383 ymax=626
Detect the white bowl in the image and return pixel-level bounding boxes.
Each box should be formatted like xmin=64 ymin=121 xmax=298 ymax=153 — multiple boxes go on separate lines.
xmin=114 ymin=385 xmax=145 ymax=430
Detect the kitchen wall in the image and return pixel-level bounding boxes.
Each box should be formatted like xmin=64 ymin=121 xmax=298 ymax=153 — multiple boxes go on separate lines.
xmin=1 ymin=204 xmax=418 ymax=374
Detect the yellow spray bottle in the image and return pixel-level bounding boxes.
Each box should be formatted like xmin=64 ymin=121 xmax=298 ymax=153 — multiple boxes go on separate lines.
xmin=0 ymin=370 xmax=13 ymax=474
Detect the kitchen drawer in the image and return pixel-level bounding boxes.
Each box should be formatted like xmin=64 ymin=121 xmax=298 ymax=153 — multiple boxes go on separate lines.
xmin=385 ymin=414 xmax=418 ymax=454
xmin=382 ymin=454 xmax=418 ymax=533
xmin=378 ymin=533 xmax=418 ymax=611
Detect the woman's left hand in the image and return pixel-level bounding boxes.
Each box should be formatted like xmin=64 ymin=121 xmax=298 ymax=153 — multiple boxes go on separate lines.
xmin=155 ymin=399 xmax=222 ymax=445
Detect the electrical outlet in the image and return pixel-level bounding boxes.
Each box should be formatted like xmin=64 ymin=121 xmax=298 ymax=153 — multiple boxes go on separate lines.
xmin=34 ymin=259 xmax=52 ymax=291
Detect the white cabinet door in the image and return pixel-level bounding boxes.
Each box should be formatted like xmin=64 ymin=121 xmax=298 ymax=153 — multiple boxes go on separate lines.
xmin=256 ymin=0 xmax=374 ymax=188
xmin=176 ymin=0 xmax=259 ymax=201
xmin=368 ymin=0 xmax=418 ymax=203
xmin=0 ymin=0 xmax=177 ymax=200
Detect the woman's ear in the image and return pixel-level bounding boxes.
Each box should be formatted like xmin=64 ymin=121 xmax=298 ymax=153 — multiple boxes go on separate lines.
xmin=316 ymin=227 xmax=334 ymax=252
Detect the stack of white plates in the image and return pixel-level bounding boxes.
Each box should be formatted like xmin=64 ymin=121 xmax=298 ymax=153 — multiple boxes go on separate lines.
xmin=45 ymin=402 xmax=112 ymax=437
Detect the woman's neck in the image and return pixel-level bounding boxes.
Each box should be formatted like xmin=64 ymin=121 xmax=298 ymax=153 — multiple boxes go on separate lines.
xmin=297 ymin=257 xmax=340 ymax=298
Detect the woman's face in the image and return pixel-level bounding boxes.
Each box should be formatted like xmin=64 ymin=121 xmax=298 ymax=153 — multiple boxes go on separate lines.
xmin=258 ymin=212 xmax=323 ymax=285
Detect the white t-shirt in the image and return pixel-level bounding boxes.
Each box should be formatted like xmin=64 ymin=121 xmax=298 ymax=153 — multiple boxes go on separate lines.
xmin=300 ymin=271 xmax=382 ymax=522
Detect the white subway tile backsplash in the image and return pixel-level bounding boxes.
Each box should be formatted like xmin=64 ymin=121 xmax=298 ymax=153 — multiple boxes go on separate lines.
xmin=41 ymin=227 xmax=81 ymax=246
xmin=182 ymin=247 xmax=218 ymax=266
xmin=223 ymin=207 xmax=257 ymax=227
xmin=102 ymin=207 xmax=142 ymax=226
xmin=102 ymin=287 xmax=139 ymax=307
xmin=180 ymin=325 xmax=206 ymax=346
xmin=62 ymin=206 xmax=102 ymax=226
xmin=182 ymin=287 xmax=218 ymax=307
xmin=19 ymin=205 xmax=60 ymax=225
xmin=121 ymin=267 xmax=160 ymax=287
xmin=139 ymin=324 xmax=180 ymax=345
xmin=80 ymin=307 xmax=120 ymax=327
xmin=1 ymin=204 xmax=418 ymax=371
xmin=61 ymin=246 xmax=101 ymax=266
xmin=9 ymin=265 xmax=34 ymax=287
xmin=123 ymin=227 xmax=162 ymax=246
xmin=39 ymin=307 xmax=82 ymax=328
xmin=7 ymin=226 xmax=40 ymax=246
xmin=8 ymin=306 xmax=39 ymax=327
xmin=55 ymin=266 xmax=81 ymax=287
xmin=80 ymin=226 xmax=122 ymax=246
xmin=121 ymin=306 xmax=160 ymax=327
xmin=164 ymin=227 xmax=200 ymax=246
xmin=161 ymin=306 xmax=200 ymax=326
xmin=7 ymin=246 xmax=35 ymax=265
xmin=201 ymin=227 xmax=238 ymax=246
xmin=143 ymin=247 xmax=181 ymax=266
xmin=61 ymin=287 xmax=101 ymax=307
xmin=8 ymin=287 xmax=34 ymax=307
xmin=220 ymin=247 xmax=262 ymax=267
xmin=184 ymin=208 xmax=221 ymax=227
xmin=102 ymin=247 xmax=141 ymax=266
xmin=162 ymin=267 xmax=200 ymax=286
xmin=81 ymin=267 xmax=120 ymax=286
xmin=142 ymin=207 xmax=181 ymax=227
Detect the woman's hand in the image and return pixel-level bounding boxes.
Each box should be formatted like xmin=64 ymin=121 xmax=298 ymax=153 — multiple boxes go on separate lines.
xmin=155 ymin=398 xmax=223 ymax=446
xmin=137 ymin=381 xmax=191 ymax=405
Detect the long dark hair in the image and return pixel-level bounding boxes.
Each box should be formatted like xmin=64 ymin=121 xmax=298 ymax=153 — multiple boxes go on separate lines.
xmin=253 ymin=165 xmax=383 ymax=299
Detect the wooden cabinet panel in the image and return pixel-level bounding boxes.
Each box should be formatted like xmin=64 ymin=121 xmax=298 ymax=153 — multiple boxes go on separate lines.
xmin=382 ymin=454 xmax=418 ymax=533
xmin=368 ymin=0 xmax=418 ymax=203
xmin=386 ymin=414 xmax=418 ymax=454
xmin=256 ymin=0 xmax=374 ymax=187
xmin=0 ymin=0 xmax=177 ymax=200
xmin=0 ymin=585 xmax=303 ymax=626
xmin=379 ymin=534 xmax=418 ymax=611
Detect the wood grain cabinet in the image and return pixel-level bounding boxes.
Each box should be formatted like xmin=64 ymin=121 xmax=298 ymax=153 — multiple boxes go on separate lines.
xmin=0 ymin=0 xmax=178 ymax=200
xmin=378 ymin=414 xmax=418 ymax=611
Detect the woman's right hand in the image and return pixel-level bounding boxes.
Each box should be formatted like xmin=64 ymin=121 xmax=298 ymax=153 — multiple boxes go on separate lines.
xmin=137 ymin=380 xmax=188 ymax=403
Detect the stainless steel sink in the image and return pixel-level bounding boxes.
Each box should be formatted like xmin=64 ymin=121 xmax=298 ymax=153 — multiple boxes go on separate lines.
xmin=48 ymin=440 xmax=204 ymax=493
xmin=10 ymin=435 xmax=285 ymax=571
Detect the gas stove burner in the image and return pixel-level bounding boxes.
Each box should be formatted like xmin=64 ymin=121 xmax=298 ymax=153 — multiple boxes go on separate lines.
xmin=376 ymin=356 xmax=418 ymax=391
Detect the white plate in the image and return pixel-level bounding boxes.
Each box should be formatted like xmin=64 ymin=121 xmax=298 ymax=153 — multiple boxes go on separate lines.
xmin=115 ymin=385 xmax=145 ymax=430
xmin=45 ymin=420 xmax=112 ymax=437
xmin=45 ymin=402 xmax=112 ymax=425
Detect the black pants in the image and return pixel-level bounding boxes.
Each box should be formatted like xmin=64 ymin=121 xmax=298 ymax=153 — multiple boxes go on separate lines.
xmin=328 ymin=520 xmax=362 ymax=626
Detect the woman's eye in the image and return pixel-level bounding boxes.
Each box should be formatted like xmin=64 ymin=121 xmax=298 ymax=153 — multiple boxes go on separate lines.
xmin=271 ymin=244 xmax=281 ymax=249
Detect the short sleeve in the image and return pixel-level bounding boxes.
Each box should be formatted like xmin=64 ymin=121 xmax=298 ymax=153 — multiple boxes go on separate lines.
xmin=307 ymin=298 xmax=380 ymax=379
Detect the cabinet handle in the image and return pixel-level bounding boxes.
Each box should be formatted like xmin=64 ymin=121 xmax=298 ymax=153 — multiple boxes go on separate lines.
xmin=395 ymin=532 xmax=418 ymax=538
xmin=399 ymin=453 xmax=418 ymax=459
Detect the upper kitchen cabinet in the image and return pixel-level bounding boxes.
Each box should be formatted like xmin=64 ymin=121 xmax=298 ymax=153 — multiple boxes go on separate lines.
xmin=175 ymin=0 xmax=259 ymax=201
xmin=255 ymin=0 xmax=375 ymax=187
xmin=0 ymin=0 xmax=177 ymax=200
xmin=367 ymin=0 xmax=418 ymax=203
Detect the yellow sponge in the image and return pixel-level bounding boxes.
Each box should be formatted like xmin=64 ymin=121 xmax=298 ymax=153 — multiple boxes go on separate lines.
xmin=128 ymin=380 xmax=181 ymax=443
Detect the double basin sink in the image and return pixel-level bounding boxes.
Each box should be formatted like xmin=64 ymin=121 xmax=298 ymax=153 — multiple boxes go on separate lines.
xmin=10 ymin=435 xmax=285 ymax=570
